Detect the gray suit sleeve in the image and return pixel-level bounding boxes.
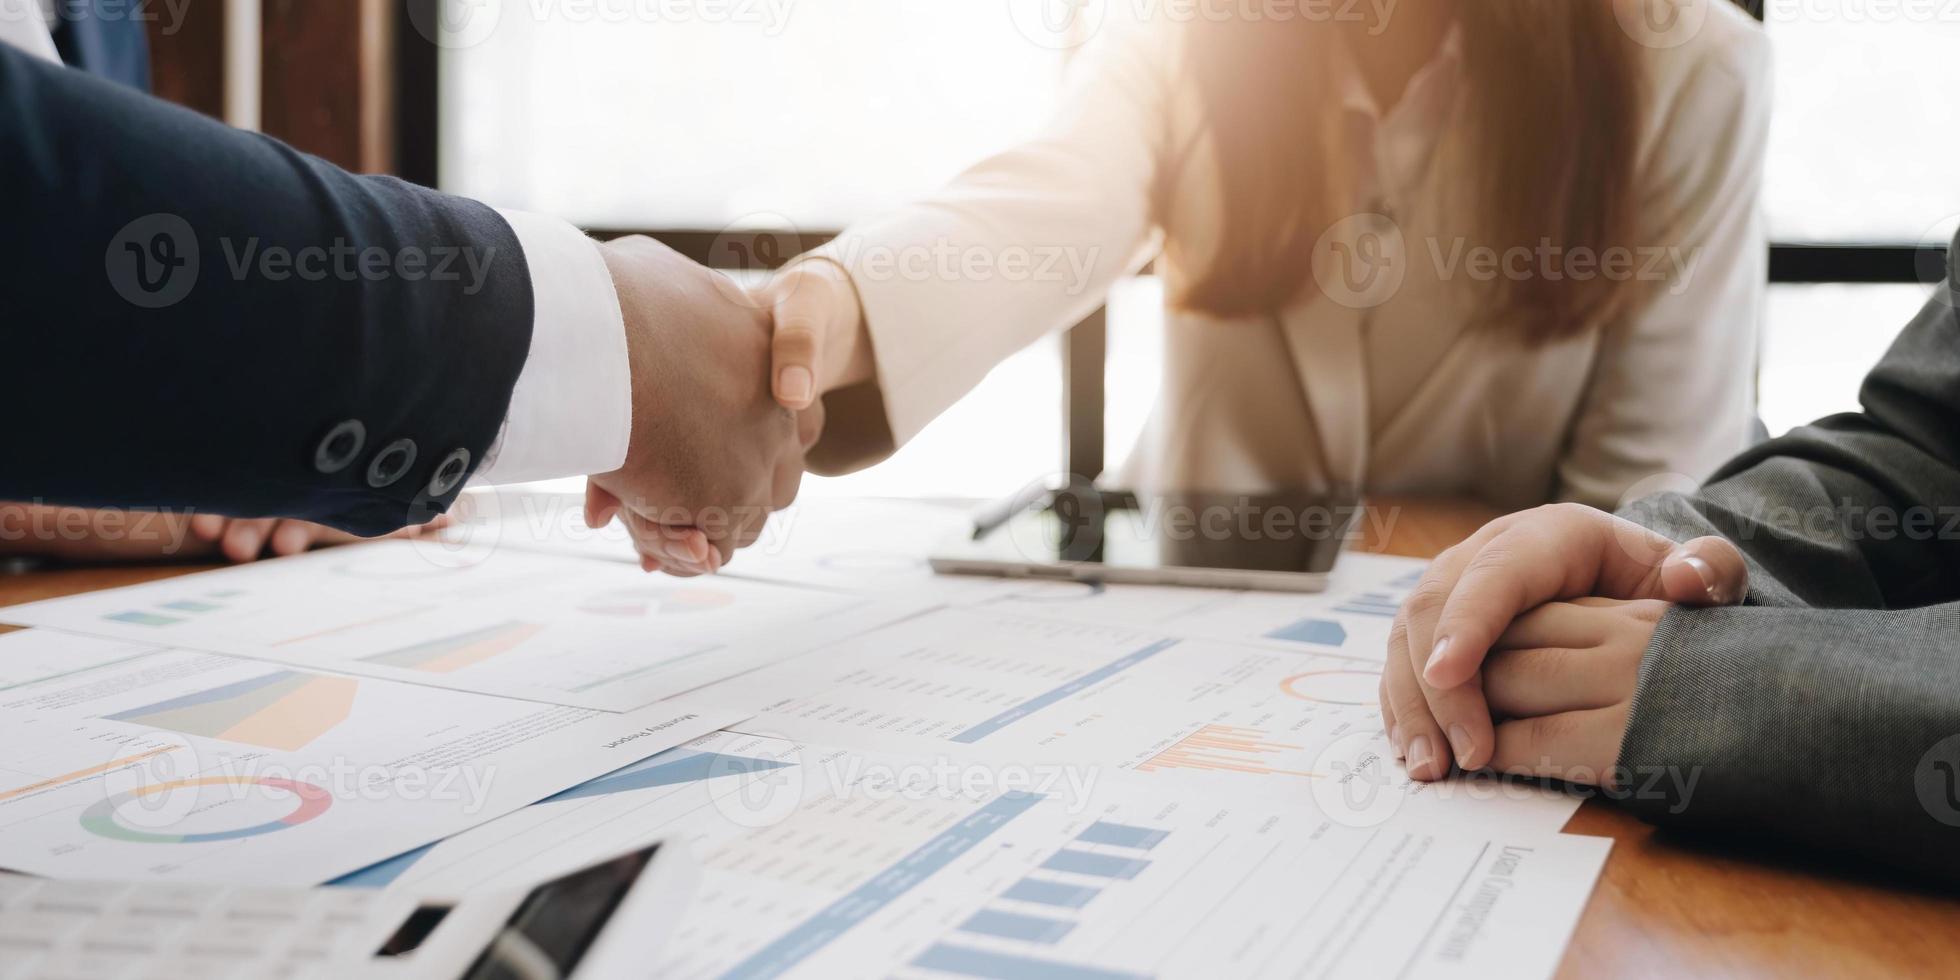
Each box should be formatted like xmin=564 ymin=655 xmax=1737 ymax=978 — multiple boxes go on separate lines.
xmin=1610 ymin=235 xmax=1960 ymax=878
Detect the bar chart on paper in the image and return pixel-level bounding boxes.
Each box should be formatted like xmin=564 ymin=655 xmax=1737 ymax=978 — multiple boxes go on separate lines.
xmin=106 ymin=669 xmax=358 ymax=751
xmin=699 ymin=607 xmax=1418 ymax=804
xmin=638 ymin=775 xmax=1611 ymax=980
xmin=363 ymin=622 xmax=546 ymax=673
xmin=0 ymin=542 xmax=919 ymax=710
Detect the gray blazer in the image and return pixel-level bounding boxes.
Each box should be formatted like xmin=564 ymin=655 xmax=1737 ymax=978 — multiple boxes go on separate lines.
xmin=1614 ymin=229 xmax=1960 ymax=878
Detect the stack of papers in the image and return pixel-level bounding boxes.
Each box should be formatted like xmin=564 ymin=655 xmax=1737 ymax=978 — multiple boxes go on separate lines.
xmin=0 ymin=497 xmax=1611 ymax=979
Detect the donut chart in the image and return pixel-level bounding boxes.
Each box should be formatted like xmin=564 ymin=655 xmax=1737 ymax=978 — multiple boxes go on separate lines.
xmin=79 ymin=776 xmax=331 ymax=844
xmin=1278 ymin=669 xmax=1380 ymax=706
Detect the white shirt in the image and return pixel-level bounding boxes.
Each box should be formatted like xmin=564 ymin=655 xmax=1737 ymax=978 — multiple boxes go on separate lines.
xmin=0 ymin=8 xmax=631 ymax=486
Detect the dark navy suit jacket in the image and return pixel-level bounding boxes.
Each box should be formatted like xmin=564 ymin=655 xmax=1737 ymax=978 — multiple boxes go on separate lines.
xmin=2 ymin=38 xmax=535 ymax=534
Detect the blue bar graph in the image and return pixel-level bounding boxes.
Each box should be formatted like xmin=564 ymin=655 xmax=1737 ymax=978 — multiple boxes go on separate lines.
xmin=107 ymin=611 xmax=182 ymax=627
xmin=1042 ymin=850 xmax=1151 ymax=880
xmin=1263 ymin=618 xmax=1348 ymax=646
xmin=1002 ymin=878 xmax=1102 ymax=909
xmin=717 ymin=792 xmax=1045 ymax=980
xmin=958 ymin=909 xmax=1075 ymax=944
xmin=911 ymin=944 xmax=1150 ymax=980
xmin=950 ymin=640 xmax=1180 ymax=744
xmin=1333 ymin=591 xmax=1400 ymax=618
xmin=1074 ymin=821 xmax=1168 ymax=850
xmin=161 ymin=599 xmax=222 ymax=613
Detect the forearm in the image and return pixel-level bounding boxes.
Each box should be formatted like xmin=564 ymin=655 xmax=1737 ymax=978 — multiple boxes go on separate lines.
xmin=1615 ymin=601 xmax=1960 ymax=880
xmin=1617 ymin=452 xmax=1939 ymax=611
xmin=1619 ymin=278 xmax=1960 ymax=609
xmin=1 ymin=44 xmax=533 ymax=533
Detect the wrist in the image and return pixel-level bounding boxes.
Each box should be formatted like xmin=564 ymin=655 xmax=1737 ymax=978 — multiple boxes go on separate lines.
xmin=796 ymin=257 xmax=875 ymax=391
xmin=596 ymin=240 xmax=658 ymax=481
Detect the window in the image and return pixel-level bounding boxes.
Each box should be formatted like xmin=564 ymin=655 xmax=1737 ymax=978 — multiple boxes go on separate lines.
xmin=1761 ymin=7 xmax=1960 ymax=242
xmin=440 ymin=3 xmax=1079 ymax=497
xmin=1758 ymin=5 xmax=1959 ymax=432
xmin=440 ymin=4 xmax=1069 ymax=230
xmin=434 ymin=2 xmax=1956 ymax=497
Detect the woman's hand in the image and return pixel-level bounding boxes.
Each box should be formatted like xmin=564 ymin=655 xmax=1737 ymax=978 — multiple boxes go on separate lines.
xmin=763 ymin=259 xmax=874 ymax=411
xmin=1474 ymin=597 xmax=1663 ymax=786
xmin=1379 ymin=503 xmax=1750 ymax=780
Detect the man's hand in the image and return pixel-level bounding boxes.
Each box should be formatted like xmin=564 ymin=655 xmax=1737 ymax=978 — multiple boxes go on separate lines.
xmin=585 ymin=236 xmax=815 ymax=576
xmin=1380 ymin=503 xmax=1750 ymax=780
xmin=1479 ymin=597 xmax=1663 ymax=785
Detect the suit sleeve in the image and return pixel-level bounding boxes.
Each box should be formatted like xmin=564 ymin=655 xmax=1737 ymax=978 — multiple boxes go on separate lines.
xmin=0 ymin=43 xmax=533 ymax=535
xmin=1611 ymin=231 xmax=1960 ymax=879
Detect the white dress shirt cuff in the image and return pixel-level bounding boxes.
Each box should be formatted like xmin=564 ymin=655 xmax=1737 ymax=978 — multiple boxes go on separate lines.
xmin=0 ymin=0 xmax=64 ymax=63
xmin=476 ymin=209 xmax=633 ymax=485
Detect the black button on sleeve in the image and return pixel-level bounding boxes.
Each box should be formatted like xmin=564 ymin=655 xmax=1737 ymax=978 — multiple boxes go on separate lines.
xmin=314 ymin=420 xmax=367 ymax=475
xmin=365 ymin=438 xmax=419 ymax=489
xmin=428 ymin=448 xmax=471 ymax=497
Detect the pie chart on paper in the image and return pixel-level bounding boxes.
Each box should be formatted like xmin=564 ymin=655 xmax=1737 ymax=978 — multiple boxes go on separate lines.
xmin=1278 ymin=669 xmax=1381 ymax=706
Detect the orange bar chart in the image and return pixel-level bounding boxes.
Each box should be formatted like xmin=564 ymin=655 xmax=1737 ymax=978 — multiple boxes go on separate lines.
xmin=1136 ymin=724 xmax=1319 ymax=778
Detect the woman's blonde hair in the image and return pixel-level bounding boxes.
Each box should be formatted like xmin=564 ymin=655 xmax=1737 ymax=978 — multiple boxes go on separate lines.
xmin=1160 ymin=4 xmax=1647 ymax=342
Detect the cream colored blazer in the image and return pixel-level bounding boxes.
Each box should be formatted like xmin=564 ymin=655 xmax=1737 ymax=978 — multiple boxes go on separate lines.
xmin=810 ymin=5 xmax=1769 ymax=512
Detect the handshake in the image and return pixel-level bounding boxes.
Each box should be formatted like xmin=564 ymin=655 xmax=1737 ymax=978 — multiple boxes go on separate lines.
xmin=581 ymin=237 xmax=871 ymax=577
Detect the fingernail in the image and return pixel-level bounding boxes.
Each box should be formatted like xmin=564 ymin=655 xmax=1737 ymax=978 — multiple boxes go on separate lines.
xmin=685 ymin=535 xmax=711 ymax=564
xmin=1680 ymin=554 xmax=1724 ymax=603
xmin=1447 ymin=725 xmax=1475 ymax=768
xmin=1423 ymin=636 xmax=1452 ymax=680
xmin=779 ymin=366 xmax=814 ymax=406
xmin=1407 ymin=736 xmax=1437 ymax=778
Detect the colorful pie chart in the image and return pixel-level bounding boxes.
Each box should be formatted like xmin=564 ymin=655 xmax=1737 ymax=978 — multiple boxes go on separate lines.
xmin=79 ymin=776 xmax=331 ymax=844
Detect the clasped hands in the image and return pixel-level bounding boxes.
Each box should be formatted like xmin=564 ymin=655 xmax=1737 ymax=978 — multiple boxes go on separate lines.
xmin=580 ymin=239 xmax=866 ymax=577
xmin=1378 ymin=503 xmax=1752 ymax=789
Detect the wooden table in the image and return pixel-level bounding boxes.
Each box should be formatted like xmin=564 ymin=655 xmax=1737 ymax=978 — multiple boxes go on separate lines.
xmin=1357 ymin=498 xmax=1960 ymax=979
xmin=4 ymin=498 xmax=1957 ymax=977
